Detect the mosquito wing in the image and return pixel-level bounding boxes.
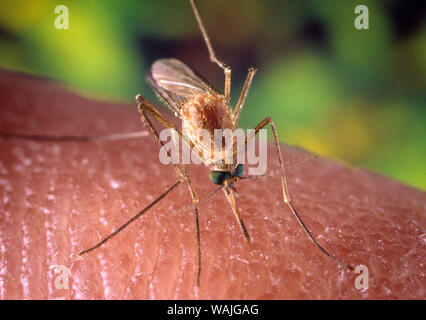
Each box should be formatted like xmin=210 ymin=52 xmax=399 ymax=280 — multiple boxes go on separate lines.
xmin=147 ymin=58 xmax=218 ymax=115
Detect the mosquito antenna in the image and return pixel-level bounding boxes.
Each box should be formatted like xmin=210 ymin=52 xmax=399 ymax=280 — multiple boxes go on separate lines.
xmin=0 ymin=130 xmax=148 ymax=142
xmin=79 ymin=180 xmax=182 ymax=256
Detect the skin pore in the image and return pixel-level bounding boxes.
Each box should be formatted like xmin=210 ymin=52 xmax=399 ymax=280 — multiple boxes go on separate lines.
xmin=0 ymin=69 xmax=425 ymax=299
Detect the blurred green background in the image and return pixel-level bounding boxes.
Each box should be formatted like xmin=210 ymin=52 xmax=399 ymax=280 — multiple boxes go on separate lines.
xmin=0 ymin=0 xmax=425 ymax=189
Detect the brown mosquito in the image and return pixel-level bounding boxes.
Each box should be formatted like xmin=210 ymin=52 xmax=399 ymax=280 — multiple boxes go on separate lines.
xmin=81 ymin=0 xmax=354 ymax=285
xmin=0 ymin=0 xmax=354 ymax=287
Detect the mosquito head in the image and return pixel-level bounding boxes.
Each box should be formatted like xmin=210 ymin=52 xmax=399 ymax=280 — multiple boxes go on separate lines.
xmin=209 ymin=164 xmax=244 ymax=185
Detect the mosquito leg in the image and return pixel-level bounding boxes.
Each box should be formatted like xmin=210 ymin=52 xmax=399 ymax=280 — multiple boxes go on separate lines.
xmin=79 ymin=181 xmax=182 ymax=255
xmin=233 ymin=67 xmax=257 ymax=127
xmin=189 ymin=0 xmax=231 ymax=104
xmin=136 ymin=94 xmax=204 ymax=286
xmin=236 ymin=117 xmax=354 ymax=271
xmin=135 ymin=95 xmax=197 ymax=151
xmin=0 ymin=130 xmax=148 ymax=142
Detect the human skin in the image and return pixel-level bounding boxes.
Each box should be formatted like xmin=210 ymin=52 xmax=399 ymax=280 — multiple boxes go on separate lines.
xmin=0 ymin=69 xmax=424 ymax=299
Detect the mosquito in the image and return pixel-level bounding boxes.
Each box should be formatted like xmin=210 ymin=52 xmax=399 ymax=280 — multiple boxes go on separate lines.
xmin=81 ymin=0 xmax=354 ymax=285
xmin=0 ymin=0 xmax=354 ymax=287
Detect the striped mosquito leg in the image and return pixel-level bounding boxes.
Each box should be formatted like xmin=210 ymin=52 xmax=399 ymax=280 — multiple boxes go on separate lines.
xmin=0 ymin=130 xmax=148 ymax=142
xmin=79 ymin=181 xmax=182 ymax=256
xmin=233 ymin=67 xmax=257 ymax=127
xmin=136 ymin=94 xmax=203 ymax=286
xmin=189 ymin=0 xmax=231 ymax=104
xmin=239 ymin=117 xmax=354 ymax=271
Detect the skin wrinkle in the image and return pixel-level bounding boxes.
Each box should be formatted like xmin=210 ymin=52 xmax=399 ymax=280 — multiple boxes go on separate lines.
xmin=53 ymin=162 xmax=66 ymax=300
xmin=44 ymin=159 xmax=54 ymax=298
xmin=127 ymin=217 xmax=140 ymax=298
xmin=100 ymin=146 xmax=124 ymax=299
xmin=70 ymin=156 xmax=105 ymax=300
xmin=20 ymin=211 xmax=27 ymax=298
xmin=99 ymin=151 xmax=115 ymax=299
xmin=2 ymin=162 xmax=13 ymax=299
xmin=1 ymin=70 xmax=426 ymax=299
xmin=44 ymin=175 xmax=53 ymax=299
xmin=25 ymin=169 xmax=49 ymax=298
xmin=148 ymin=206 xmax=165 ymax=299
xmin=172 ymin=215 xmax=184 ymax=297
xmin=15 ymin=165 xmax=25 ymax=299
xmin=3 ymin=161 xmax=15 ymax=300
xmin=39 ymin=169 xmax=49 ymax=299
xmin=175 ymin=237 xmax=192 ymax=299
xmin=139 ymin=216 xmax=152 ymax=297
xmin=67 ymin=169 xmax=79 ymax=299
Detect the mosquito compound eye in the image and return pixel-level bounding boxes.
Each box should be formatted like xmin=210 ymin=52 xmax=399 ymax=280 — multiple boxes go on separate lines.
xmin=233 ymin=164 xmax=244 ymax=178
xmin=209 ymin=170 xmax=232 ymax=185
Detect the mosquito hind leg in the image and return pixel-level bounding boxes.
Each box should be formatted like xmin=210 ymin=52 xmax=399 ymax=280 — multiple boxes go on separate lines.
xmin=136 ymin=94 xmax=204 ymax=286
xmin=189 ymin=0 xmax=231 ymax=104
xmin=237 ymin=117 xmax=354 ymax=271
xmin=0 ymin=130 xmax=148 ymax=143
